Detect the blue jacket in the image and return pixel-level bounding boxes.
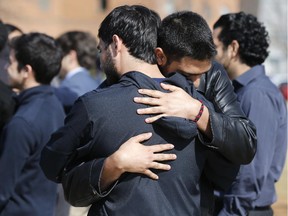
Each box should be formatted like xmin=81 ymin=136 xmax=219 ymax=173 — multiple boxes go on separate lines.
xmin=0 ymin=85 xmax=65 ymax=216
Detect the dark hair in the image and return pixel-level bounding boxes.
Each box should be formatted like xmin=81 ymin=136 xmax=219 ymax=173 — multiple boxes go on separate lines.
xmin=0 ymin=20 xmax=8 ymax=51
xmin=4 ymin=23 xmax=23 ymax=35
xmin=158 ymin=11 xmax=216 ymax=63
xmin=213 ymin=12 xmax=269 ymax=66
xmin=56 ymin=31 xmax=98 ymax=70
xmin=98 ymin=5 xmax=161 ymax=64
xmin=10 ymin=32 xmax=63 ymax=84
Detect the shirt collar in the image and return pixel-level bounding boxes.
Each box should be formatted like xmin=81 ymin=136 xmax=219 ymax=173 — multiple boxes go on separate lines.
xmin=233 ymin=65 xmax=266 ymax=90
xmin=16 ymin=85 xmax=53 ymax=105
xmin=65 ymin=67 xmax=86 ymax=80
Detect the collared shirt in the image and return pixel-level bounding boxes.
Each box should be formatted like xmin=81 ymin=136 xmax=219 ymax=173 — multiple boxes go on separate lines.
xmin=65 ymin=67 xmax=86 ymax=80
xmin=60 ymin=67 xmax=100 ymax=97
xmin=221 ymin=65 xmax=287 ymax=215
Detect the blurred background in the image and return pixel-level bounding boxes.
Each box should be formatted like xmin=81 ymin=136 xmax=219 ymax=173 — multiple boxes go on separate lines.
xmin=0 ymin=0 xmax=286 ymax=86
xmin=0 ymin=0 xmax=287 ymax=215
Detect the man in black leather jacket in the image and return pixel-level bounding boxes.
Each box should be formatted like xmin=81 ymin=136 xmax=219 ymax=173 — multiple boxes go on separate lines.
xmin=41 ymin=9 xmax=257 ymax=215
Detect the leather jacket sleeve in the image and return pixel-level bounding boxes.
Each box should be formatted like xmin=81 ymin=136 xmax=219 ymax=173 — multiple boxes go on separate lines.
xmin=197 ymin=61 xmax=257 ymax=164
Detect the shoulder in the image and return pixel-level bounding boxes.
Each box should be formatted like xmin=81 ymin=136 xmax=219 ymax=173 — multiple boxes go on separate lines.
xmin=5 ymin=115 xmax=33 ymax=137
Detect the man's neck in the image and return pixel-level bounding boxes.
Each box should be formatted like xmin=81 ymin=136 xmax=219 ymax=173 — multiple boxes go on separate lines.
xmin=229 ymin=62 xmax=251 ymax=80
xmin=120 ymin=54 xmax=164 ymax=79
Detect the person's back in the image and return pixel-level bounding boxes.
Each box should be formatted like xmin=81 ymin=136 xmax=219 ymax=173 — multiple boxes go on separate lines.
xmin=47 ymin=71 xmax=212 ymax=216
xmin=0 ymin=32 xmax=65 ymax=216
xmin=233 ymin=65 xmax=287 ymax=204
xmin=213 ymin=12 xmax=287 ymax=215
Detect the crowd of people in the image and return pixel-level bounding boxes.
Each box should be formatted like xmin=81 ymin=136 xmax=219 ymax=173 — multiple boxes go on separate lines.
xmin=0 ymin=4 xmax=287 ymax=216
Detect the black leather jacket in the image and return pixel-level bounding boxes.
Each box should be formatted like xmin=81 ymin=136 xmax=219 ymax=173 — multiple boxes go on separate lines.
xmin=197 ymin=61 xmax=256 ymax=164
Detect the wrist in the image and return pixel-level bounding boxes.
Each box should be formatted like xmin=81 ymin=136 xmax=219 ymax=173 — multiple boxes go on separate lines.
xmin=192 ymin=100 xmax=204 ymax=122
xmin=106 ymin=152 xmax=126 ymax=175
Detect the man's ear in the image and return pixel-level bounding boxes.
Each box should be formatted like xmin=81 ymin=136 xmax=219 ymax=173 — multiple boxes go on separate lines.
xmin=155 ymin=48 xmax=167 ymax=66
xmin=229 ymin=40 xmax=240 ymax=58
xmin=112 ymin=34 xmax=122 ymax=53
xmin=22 ymin=65 xmax=33 ymax=78
xmin=69 ymin=50 xmax=78 ymax=61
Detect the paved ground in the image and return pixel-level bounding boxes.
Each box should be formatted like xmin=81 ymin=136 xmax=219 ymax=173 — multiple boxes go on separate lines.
xmin=272 ymin=155 xmax=287 ymax=216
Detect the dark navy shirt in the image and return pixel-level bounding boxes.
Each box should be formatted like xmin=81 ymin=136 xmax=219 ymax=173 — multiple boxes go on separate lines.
xmin=0 ymin=85 xmax=65 ymax=216
xmin=220 ymin=65 xmax=287 ymax=215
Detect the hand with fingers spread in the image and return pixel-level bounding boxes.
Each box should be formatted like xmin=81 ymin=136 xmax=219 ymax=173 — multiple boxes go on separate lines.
xmin=134 ymin=83 xmax=201 ymax=122
xmin=101 ymin=132 xmax=177 ymax=190
xmin=134 ymin=83 xmax=211 ymax=137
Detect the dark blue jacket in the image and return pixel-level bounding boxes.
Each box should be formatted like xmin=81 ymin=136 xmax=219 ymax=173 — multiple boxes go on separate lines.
xmin=0 ymin=85 xmax=65 ymax=216
xmin=41 ymin=72 xmax=238 ymax=216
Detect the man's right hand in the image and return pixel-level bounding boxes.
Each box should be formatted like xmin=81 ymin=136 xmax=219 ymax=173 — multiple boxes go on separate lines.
xmin=100 ymin=132 xmax=176 ymax=190
xmin=110 ymin=132 xmax=177 ymax=180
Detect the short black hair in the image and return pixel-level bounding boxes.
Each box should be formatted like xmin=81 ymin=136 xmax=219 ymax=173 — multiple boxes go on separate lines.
xmin=10 ymin=32 xmax=63 ymax=84
xmin=158 ymin=11 xmax=216 ymax=62
xmin=0 ymin=20 xmax=8 ymax=51
xmin=213 ymin=12 xmax=269 ymax=66
xmin=98 ymin=5 xmax=161 ymax=64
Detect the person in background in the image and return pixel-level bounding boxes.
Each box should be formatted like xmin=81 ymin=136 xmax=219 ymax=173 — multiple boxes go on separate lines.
xmin=0 ymin=32 xmax=65 ymax=216
xmin=0 ymin=20 xmax=15 ymax=134
xmin=212 ymin=12 xmax=287 ymax=216
xmin=0 ymin=22 xmax=23 ymax=84
xmin=53 ymin=31 xmax=102 ymax=113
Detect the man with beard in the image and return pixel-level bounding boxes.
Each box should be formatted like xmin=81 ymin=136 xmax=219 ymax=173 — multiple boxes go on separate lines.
xmin=40 ymin=5 xmax=250 ymax=215
xmin=212 ymin=12 xmax=287 ymax=215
